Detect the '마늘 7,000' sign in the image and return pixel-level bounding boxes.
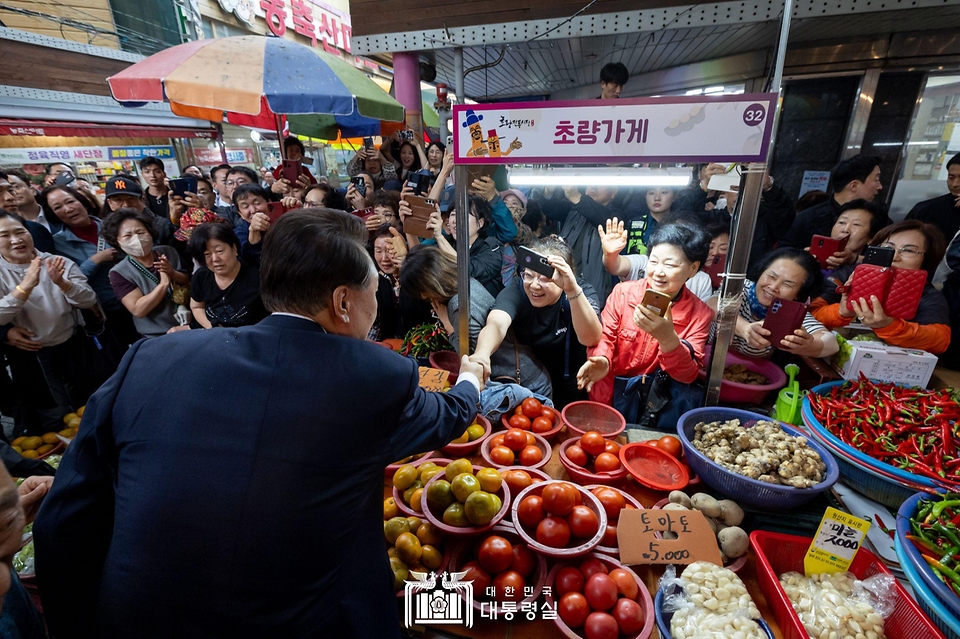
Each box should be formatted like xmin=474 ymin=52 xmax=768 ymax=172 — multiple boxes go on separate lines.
xmin=453 ymin=94 xmax=777 ymax=165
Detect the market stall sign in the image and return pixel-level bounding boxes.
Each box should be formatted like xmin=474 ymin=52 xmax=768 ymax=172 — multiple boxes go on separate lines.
xmin=107 ymin=146 xmax=174 ymax=160
xmin=193 ymin=148 xmax=255 ymax=165
xmin=0 ymin=120 xmax=215 ymax=139
xmin=0 ymin=146 xmax=108 ymax=164
xmin=452 ymin=95 xmax=777 ymax=165
xmin=617 ymin=507 xmax=722 ymax=566
xmin=418 ymin=367 xmax=449 ymax=392
xmin=217 ymin=0 xmax=352 ymax=54
xmin=804 ymin=507 xmax=871 ymax=575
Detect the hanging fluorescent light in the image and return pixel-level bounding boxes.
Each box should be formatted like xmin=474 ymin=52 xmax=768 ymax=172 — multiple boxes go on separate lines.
xmin=250 ymin=130 xmax=262 ymax=142
xmin=703 ymin=86 xmax=725 ymax=94
xmin=509 ymin=167 xmax=690 ymax=187
xmin=872 ymin=141 xmax=939 ymax=147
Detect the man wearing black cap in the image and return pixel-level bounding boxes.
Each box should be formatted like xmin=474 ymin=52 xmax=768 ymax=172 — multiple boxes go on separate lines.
xmin=103 ymin=175 xmax=176 ymax=247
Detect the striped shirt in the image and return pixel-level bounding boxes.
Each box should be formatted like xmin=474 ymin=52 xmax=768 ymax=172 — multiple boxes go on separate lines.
xmin=712 ymin=292 xmax=828 ymax=358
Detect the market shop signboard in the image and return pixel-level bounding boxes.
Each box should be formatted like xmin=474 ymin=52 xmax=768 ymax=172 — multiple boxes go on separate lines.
xmin=453 ymin=94 xmax=778 ymax=165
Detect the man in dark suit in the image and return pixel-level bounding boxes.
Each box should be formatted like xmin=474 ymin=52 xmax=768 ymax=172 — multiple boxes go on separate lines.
xmin=33 ymin=208 xmax=483 ymax=638
xmin=906 ymin=152 xmax=960 ymax=244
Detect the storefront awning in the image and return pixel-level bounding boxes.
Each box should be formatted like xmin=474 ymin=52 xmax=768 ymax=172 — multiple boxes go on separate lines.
xmin=0 ymin=119 xmax=215 ymax=139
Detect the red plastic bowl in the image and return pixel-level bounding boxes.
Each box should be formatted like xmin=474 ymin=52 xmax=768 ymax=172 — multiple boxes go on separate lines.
xmin=391 ymin=458 xmax=452 ymax=518
xmin=698 ymin=349 xmax=787 ymax=404
xmin=582 ymin=484 xmax=644 ymax=556
xmin=558 ymin=438 xmax=628 ymax=484
xmin=544 ymin=552 xmax=655 ymax=639
xmin=385 ymin=450 xmax=439 ymax=480
xmin=562 ymin=401 xmax=626 ymax=439
xmin=428 ymin=350 xmax=460 ymax=383
xmin=442 ymin=415 xmax=492 ymax=456
xmin=420 ymin=464 xmax=512 ymax=536
xmin=511 ymin=481 xmax=607 ymax=558
xmin=481 ymin=430 xmax=551 ymax=471
xmin=447 ymin=522 xmax=548 ymax=612
xmin=618 ymin=443 xmax=689 ymax=492
xmin=394 ymin=538 xmax=453 ymax=599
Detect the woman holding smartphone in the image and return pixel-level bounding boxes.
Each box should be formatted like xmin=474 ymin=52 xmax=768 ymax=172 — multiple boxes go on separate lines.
xmin=578 ymin=223 xmax=715 ymax=405
xmin=810 ymin=220 xmax=950 ymax=353
xmin=470 ymin=236 xmax=602 ymax=407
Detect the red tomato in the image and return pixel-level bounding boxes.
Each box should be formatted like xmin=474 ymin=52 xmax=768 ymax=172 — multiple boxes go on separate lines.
xmin=584 ymin=573 xmax=618 ymax=611
xmin=554 ymin=566 xmax=585 ymax=597
xmin=503 ymin=428 xmax=528 ymax=452
xmin=594 ymin=488 xmax=627 ymax=521
xmin=490 ymin=433 xmax=505 ymax=448
xmin=612 ymin=597 xmax=646 ymax=634
xmin=594 ymin=452 xmax=621 ymax=473
xmin=521 ymin=397 xmax=543 ymax=419
xmin=657 ymin=435 xmax=682 ymax=458
xmin=501 ymin=469 xmax=532 ymax=494
xmin=520 ymin=445 xmax=543 ymax=466
xmin=557 ymin=592 xmax=590 ymax=628
xmin=580 ymin=431 xmax=606 ymax=456
xmin=541 ymin=483 xmax=577 ymax=517
xmin=601 ymin=524 xmax=618 ymax=547
xmin=510 ymin=544 xmax=537 ymax=578
xmin=477 ymin=535 xmax=514 ymax=573
xmin=514 ymin=406 xmax=525 ymax=416
xmin=541 ymin=406 xmax=558 ymax=423
xmin=508 ymin=414 xmax=532 ymax=431
xmin=604 ymin=439 xmax=621 ymax=455
xmin=489 ymin=445 xmax=515 ymax=466
xmin=460 ymin=560 xmax=492 ymax=595
xmin=572 ymin=485 xmax=583 ymax=505
xmin=531 ymin=416 xmax=553 ymax=433
xmin=584 ymin=611 xmax=619 ymax=639
xmin=517 ymin=495 xmax=546 ymax=529
xmin=493 ymin=570 xmax=526 ymax=601
xmin=558 ymin=592 xmax=590 ymax=629
xmin=608 ymin=568 xmax=639 ymax=600
xmin=566 ymin=444 xmax=588 ymax=467
xmin=567 ymin=505 xmax=600 ymax=539
xmin=536 ymin=516 xmax=571 ymax=548
xmin=525 ymin=432 xmax=536 ymax=447
xmin=579 ymin=557 xmax=609 ymax=579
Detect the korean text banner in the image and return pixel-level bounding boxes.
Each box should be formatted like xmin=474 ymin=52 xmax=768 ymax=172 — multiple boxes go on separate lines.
xmin=453 ymin=94 xmax=778 ymax=165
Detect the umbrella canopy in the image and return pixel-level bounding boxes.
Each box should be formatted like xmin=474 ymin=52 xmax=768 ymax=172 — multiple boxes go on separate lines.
xmin=107 ymin=36 xmax=404 ymax=140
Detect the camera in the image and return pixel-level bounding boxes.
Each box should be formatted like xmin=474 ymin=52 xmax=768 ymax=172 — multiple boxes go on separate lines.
xmin=399 ymin=130 xmax=415 ymax=141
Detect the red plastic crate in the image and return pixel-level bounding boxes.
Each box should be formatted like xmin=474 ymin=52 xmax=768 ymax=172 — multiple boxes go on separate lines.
xmin=750 ymin=530 xmax=944 ymax=639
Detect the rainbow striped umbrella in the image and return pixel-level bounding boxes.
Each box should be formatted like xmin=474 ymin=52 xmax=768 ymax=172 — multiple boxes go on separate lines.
xmin=107 ymin=36 xmax=403 ymax=140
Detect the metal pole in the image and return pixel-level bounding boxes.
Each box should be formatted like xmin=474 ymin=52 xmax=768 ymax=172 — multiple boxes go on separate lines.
xmin=437 ymin=106 xmax=450 ymax=146
xmin=452 ymin=47 xmax=471 ymax=357
xmin=214 ymin=123 xmax=228 ymax=164
xmin=704 ymin=0 xmax=794 ymax=406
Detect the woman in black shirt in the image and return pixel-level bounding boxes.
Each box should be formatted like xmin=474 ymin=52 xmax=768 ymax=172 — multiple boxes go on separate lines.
xmin=187 ymin=223 xmax=267 ymax=328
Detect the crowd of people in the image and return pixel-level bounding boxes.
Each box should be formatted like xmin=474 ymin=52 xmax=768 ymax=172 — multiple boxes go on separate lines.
xmin=2 ymin=142 xmax=960 ymax=444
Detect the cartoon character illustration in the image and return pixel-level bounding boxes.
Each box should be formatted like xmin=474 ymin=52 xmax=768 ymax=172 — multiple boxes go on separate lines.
xmin=485 ymin=130 xmax=522 ymax=157
xmin=462 ymin=110 xmax=488 ymax=157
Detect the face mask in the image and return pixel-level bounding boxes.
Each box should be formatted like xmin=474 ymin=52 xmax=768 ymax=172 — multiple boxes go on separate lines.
xmin=120 ymin=235 xmax=150 ymax=257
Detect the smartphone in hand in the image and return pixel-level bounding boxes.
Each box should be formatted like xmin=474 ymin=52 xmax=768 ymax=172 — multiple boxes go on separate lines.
xmin=266 ymin=202 xmax=287 ymax=223
xmin=281 ymin=160 xmax=301 ymax=184
xmin=517 ymin=246 xmax=555 ymax=279
xmin=351 ymin=176 xmax=367 ymax=197
xmin=761 ymin=297 xmax=807 ymax=349
xmin=808 ymin=235 xmax=848 ymax=268
xmin=640 ymin=289 xmax=671 ymax=317
xmin=169 ymin=177 xmax=198 ymax=199
xmin=862 ymin=246 xmax=895 ymax=268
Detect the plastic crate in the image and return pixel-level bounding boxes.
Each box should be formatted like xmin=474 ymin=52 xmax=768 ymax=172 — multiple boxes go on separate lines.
xmin=676 ymin=407 xmax=839 ymax=509
xmin=750 ymin=530 xmax=944 ymax=639
xmin=654 ymin=582 xmax=774 ymax=639
xmin=896 ymin=492 xmax=960 ymax=624
xmin=804 ymin=424 xmax=918 ymax=509
xmin=895 ymin=534 xmax=960 ymax=639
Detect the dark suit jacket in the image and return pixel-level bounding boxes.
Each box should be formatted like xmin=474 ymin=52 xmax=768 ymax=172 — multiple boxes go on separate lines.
xmin=906 ymin=193 xmax=960 ymax=246
xmin=33 ymin=314 xmax=479 ymax=639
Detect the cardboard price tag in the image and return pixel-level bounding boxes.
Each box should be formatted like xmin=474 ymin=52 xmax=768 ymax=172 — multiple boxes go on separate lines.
xmin=418 ymin=367 xmax=450 ymax=392
xmin=804 ymin=507 xmax=871 ymax=575
xmin=617 ymin=508 xmax=722 ymax=566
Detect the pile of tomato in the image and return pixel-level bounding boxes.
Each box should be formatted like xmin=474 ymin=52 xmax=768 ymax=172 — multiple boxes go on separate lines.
xmin=589 ymin=486 xmax=635 ymax=549
xmin=506 ymin=398 xmax=558 ymax=435
xmin=459 ymin=534 xmax=539 ymax=602
xmin=566 ymin=431 xmax=623 ymax=474
xmin=517 ymin=481 xmax=601 ymax=549
xmin=424 ymin=459 xmax=505 ymax=527
xmin=489 ymin=428 xmax=544 ymax=467
xmin=554 ymin=556 xmax=646 ymax=637
xmin=384 ymin=516 xmax=445 ymax=591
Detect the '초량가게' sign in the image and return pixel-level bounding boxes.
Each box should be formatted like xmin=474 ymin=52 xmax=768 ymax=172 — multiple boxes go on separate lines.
xmin=453 ymin=94 xmax=777 ymax=165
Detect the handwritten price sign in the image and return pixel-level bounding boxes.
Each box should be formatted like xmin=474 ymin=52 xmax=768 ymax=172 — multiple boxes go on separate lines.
xmin=617 ymin=508 xmax=722 ymax=566
xmin=804 ymin=507 xmax=871 ymax=575
xmin=418 ymin=367 xmax=450 ymax=392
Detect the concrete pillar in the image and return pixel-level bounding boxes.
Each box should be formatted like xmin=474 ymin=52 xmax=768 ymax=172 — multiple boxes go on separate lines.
xmin=393 ymin=52 xmax=422 ymax=137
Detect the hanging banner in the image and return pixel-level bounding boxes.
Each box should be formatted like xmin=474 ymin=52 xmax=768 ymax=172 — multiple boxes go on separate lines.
xmin=0 ymin=146 xmax=109 ymax=164
xmin=453 ymin=94 xmax=777 ymax=165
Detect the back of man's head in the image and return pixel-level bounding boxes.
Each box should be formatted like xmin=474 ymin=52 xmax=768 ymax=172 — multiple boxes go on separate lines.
xmin=260 ymin=209 xmax=371 ymax=316
xmin=831 ymin=155 xmax=881 ymax=193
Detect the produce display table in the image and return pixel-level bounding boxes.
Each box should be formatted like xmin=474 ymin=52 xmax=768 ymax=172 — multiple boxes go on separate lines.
xmin=389 ymin=436 xmax=788 ymax=639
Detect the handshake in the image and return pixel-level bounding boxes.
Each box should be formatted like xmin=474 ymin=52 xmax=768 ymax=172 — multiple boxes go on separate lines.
xmin=458 ymin=354 xmax=491 ymax=390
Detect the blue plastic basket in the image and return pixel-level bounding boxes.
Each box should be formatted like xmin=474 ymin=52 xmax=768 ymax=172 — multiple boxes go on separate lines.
xmin=654 ymin=582 xmax=774 ymax=639
xmin=896 ymin=492 xmax=960 ymax=620
xmin=677 ymin=407 xmax=839 ymax=509
xmin=805 ymin=424 xmax=920 ymax=509
xmin=803 ymin=381 xmax=942 ymax=490
xmin=895 ymin=534 xmax=960 ymax=639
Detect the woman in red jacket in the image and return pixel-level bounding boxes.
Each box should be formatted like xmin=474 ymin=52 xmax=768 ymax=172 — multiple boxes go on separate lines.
xmin=810 ymin=220 xmax=951 ymax=353
xmin=577 ymin=223 xmax=715 ymax=405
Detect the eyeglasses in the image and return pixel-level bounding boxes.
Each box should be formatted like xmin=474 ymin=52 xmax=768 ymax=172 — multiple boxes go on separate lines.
xmin=879 ymin=242 xmax=924 ymax=257
xmin=520 ymin=271 xmax=553 ymax=286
